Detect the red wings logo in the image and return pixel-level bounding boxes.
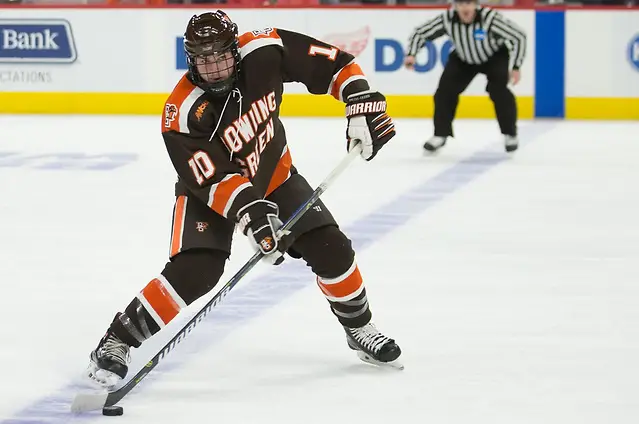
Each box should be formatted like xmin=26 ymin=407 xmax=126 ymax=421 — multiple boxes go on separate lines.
xmin=164 ymin=103 xmax=178 ymax=128
xmin=322 ymin=26 xmax=370 ymax=57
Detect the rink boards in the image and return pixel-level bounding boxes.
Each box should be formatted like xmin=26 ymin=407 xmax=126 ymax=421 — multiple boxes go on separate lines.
xmin=0 ymin=7 xmax=636 ymax=119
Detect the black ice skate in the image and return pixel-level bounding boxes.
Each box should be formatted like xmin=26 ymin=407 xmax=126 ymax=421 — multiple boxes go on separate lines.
xmin=86 ymin=330 xmax=130 ymax=389
xmin=423 ymin=136 xmax=447 ymax=153
xmin=345 ymin=323 xmax=403 ymax=370
xmin=504 ymin=135 xmax=519 ymax=152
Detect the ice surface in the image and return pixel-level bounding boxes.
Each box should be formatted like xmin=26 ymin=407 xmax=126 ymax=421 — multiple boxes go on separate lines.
xmin=1 ymin=116 xmax=638 ymax=423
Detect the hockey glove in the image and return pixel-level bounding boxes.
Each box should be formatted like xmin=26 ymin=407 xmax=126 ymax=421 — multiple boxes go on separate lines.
xmin=236 ymin=200 xmax=289 ymax=266
xmin=345 ymin=91 xmax=396 ymax=161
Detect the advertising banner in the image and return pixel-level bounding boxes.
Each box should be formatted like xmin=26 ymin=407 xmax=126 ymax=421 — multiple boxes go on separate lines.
xmin=565 ymin=11 xmax=639 ymax=98
xmin=0 ymin=7 xmax=634 ymax=119
xmin=0 ymin=8 xmax=535 ymax=97
xmin=173 ymin=9 xmax=535 ymax=97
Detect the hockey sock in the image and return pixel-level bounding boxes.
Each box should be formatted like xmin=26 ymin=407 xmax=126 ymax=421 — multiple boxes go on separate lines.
xmin=109 ymin=275 xmax=185 ymax=348
xmin=316 ymin=261 xmax=372 ymax=328
xmin=109 ymin=249 xmax=228 ymax=348
xmin=291 ymin=226 xmax=372 ymax=328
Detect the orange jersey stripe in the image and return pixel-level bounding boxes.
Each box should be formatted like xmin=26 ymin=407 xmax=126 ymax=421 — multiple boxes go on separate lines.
xmin=162 ymin=74 xmax=197 ymax=134
xmin=238 ymin=28 xmax=281 ymax=49
xmin=317 ymin=264 xmax=364 ymax=301
xmin=330 ymin=62 xmax=366 ymax=101
xmin=208 ymin=174 xmax=252 ymax=217
xmin=264 ymin=148 xmax=292 ymax=197
xmin=141 ymin=278 xmax=182 ymax=325
xmin=170 ymin=196 xmax=187 ymax=258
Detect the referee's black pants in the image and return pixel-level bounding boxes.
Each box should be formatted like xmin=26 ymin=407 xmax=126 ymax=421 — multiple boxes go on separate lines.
xmin=433 ymin=48 xmax=517 ymax=138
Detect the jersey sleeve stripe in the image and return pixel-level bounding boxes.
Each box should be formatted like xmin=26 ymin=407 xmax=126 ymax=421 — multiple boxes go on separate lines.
xmin=162 ymin=74 xmax=204 ymax=134
xmin=264 ymin=146 xmax=293 ymax=197
xmin=207 ymin=174 xmax=253 ymax=218
xmin=178 ymin=87 xmax=205 ymax=134
xmin=329 ymin=62 xmax=367 ymax=101
xmin=238 ymin=28 xmax=281 ymax=48
xmin=239 ymin=37 xmax=284 ymax=59
xmin=338 ymin=76 xmax=368 ymax=102
xmin=223 ymin=182 xmax=253 ymax=218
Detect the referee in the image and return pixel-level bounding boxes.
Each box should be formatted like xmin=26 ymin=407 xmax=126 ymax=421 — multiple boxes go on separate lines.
xmin=405 ymin=0 xmax=527 ymax=153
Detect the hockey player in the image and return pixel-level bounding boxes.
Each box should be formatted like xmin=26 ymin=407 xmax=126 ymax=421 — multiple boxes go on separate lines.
xmin=86 ymin=10 xmax=401 ymax=389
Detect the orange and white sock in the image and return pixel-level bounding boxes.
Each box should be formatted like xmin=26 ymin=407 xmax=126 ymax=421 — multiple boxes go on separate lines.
xmin=136 ymin=275 xmax=187 ymax=328
xmin=317 ymin=261 xmax=371 ymax=327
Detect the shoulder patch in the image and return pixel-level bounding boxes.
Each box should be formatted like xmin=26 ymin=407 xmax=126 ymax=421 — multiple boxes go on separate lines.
xmin=162 ymin=74 xmax=205 ymax=134
xmin=238 ymin=28 xmax=283 ymax=59
xmin=238 ymin=28 xmax=281 ymax=48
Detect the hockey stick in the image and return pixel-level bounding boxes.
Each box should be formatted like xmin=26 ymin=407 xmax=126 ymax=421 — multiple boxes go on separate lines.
xmin=70 ymin=144 xmax=363 ymax=413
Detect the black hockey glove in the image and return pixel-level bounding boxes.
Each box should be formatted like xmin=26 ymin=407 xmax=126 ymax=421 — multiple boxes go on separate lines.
xmin=236 ymin=200 xmax=289 ymax=266
xmin=345 ymin=91 xmax=396 ymax=161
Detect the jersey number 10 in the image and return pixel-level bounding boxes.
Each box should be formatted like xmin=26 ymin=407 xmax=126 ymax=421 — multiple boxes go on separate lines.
xmin=188 ymin=151 xmax=216 ymax=185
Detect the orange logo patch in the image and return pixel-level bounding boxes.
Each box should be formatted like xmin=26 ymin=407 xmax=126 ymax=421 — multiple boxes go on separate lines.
xmin=195 ymin=101 xmax=208 ymax=122
xmin=260 ymin=236 xmax=274 ymax=251
xmin=164 ymin=103 xmax=178 ymax=128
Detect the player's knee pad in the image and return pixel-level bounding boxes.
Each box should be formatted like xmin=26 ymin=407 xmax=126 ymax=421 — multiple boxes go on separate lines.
xmin=161 ymin=248 xmax=228 ymax=305
xmin=292 ymin=225 xmax=355 ymax=279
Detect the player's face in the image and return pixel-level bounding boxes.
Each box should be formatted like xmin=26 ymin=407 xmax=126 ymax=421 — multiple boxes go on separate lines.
xmin=195 ymin=51 xmax=235 ymax=82
xmin=455 ymin=1 xmax=476 ymax=23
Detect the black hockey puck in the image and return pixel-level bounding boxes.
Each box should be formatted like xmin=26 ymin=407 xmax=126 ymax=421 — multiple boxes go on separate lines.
xmin=102 ymin=406 xmax=124 ymax=416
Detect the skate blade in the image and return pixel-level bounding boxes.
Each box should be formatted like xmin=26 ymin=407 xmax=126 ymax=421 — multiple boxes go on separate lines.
xmin=356 ymin=351 xmax=404 ymax=370
xmin=70 ymin=390 xmax=109 ymax=413
xmin=86 ymin=362 xmax=123 ymax=389
xmin=71 ymin=364 xmax=114 ymax=413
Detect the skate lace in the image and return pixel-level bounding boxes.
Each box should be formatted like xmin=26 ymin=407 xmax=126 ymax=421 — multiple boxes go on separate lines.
xmin=352 ymin=324 xmax=391 ymax=354
xmin=100 ymin=335 xmax=130 ymax=366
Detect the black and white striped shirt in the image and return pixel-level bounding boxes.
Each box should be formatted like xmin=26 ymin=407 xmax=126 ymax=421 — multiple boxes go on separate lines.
xmin=407 ymin=6 xmax=527 ymax=69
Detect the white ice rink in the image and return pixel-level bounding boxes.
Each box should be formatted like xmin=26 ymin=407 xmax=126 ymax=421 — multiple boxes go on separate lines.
xmin=1 ymin=115 xmax=638 ymax=423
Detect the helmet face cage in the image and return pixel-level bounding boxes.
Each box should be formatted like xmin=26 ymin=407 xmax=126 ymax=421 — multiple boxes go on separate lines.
xmin=184 ymin=11 xmax=240 ymax=96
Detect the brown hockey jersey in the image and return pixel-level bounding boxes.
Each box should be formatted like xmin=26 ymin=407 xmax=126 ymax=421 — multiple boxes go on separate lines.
xmin=161 ymin=27 xmax=369 ymax=222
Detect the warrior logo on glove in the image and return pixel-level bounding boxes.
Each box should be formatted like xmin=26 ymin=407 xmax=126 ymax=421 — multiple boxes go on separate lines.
xmin=345 ymin=100 xmax=387 ymax=116
xmin=345 ymin=91 xmax=396 ymax=161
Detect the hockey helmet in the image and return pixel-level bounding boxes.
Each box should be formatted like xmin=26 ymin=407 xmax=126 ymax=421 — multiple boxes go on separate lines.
xmin=184 ymin=10 xmax=240 ymax=96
